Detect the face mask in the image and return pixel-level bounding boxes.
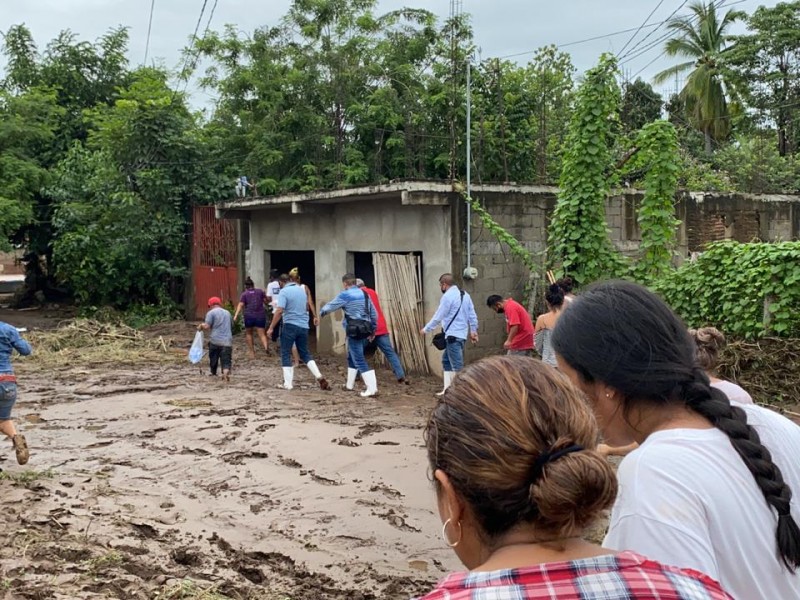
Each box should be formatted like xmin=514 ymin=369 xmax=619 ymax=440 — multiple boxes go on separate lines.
xmin=496 ymin=308 xmax=505 ymax=314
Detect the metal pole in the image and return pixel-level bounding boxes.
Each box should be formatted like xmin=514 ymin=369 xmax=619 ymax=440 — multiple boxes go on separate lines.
xmin=466 ymin=58 xmax=472 ymax=271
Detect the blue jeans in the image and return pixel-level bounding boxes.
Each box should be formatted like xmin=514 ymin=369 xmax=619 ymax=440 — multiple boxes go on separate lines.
xmin=0 ymin=381 xmax=17 ymax=420
xmin=280 ymin=324 xmax=313 ymax=367
xmin=374 ymin=334 xmax=405 ymax=379
xmin=346 ymin=337 xmax=370 ymax=373
xmin=442 ymin=337 xmax=465 ymax=372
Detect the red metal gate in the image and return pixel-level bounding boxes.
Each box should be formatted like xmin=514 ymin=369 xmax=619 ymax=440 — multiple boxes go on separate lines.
xmin=192 ymin=206 xmax=239 ymax=319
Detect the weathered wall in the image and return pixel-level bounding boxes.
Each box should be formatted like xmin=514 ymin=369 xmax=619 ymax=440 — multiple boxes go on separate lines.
xmin=247 ymin=199 xmax=453 ymax=374
xmin=462 ymin=189 xmax=800 ymax=362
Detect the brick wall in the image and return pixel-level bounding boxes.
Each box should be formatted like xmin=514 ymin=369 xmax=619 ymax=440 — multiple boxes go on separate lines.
xmin=461 ymin=188 xmax=800 ymax=361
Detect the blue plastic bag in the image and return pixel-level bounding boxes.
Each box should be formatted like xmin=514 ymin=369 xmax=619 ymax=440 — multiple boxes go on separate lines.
xmin=189 ymin=331 xmax=205 ymax=364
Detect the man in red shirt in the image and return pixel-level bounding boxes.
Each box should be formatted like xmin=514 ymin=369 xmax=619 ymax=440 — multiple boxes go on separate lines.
xmin=356 ymin=279 xmax=407 ymax=386
xmin=487 ymin=294 xmax=535 ymax=356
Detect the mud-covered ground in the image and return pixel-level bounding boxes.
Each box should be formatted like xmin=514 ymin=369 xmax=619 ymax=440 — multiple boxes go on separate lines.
xmin=1 ymin=315 xmax=459 ymax=599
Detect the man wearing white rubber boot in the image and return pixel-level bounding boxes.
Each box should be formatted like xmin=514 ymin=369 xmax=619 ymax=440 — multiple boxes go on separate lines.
xmin=267 ymin=274 xmax=330 ymax=391
xmin=421 ymin=273 xmax=479 ymax=396
xmin=320 ymin=273 xmax=379 ymax=397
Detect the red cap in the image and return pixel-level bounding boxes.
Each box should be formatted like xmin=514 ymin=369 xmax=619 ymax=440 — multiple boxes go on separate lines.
xmin=207 ymin=296 xmax=222 ymax=307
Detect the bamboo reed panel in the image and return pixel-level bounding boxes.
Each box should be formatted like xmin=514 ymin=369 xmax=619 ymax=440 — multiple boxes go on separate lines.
xmin=373 ymin=252 xmax=430 ymax=375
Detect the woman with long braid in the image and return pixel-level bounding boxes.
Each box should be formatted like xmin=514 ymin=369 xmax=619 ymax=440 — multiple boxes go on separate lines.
xmin=552 ymin=280 xmax=800 ymax=599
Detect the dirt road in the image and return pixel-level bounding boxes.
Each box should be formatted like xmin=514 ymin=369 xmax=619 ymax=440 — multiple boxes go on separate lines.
xmin=1 ymin=320 xmax=458 ymax=599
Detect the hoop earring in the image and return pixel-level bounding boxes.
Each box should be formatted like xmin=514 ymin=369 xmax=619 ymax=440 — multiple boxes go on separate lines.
xmin=441 ymin=518 xmax=462 ymax=548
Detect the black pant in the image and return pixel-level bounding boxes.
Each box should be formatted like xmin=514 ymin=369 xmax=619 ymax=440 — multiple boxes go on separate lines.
xmin=209 ymin=343 xmax=232 ymax=374
xmin=270 ymin=319 xmax=282 ymax=343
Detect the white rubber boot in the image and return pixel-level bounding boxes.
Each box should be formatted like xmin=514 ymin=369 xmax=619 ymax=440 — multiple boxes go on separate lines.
xmin=280 ymin=366 xmax=294 ymax=390
xmin=345 ymin=368 xmax=358 ymax=390
xmin=306 ymin=360 xmax=330 ymax=390
xmin=360 ymin=370 xmax=378 ymax=397
xmin=435 ymin=371 xmax=454 ymax=397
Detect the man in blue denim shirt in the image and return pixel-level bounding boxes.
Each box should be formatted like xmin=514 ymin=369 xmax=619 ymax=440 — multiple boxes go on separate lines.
xmin=421 ymin=273 xmax=479 ymax=396
xmin=0 ymin=321 xmax=32 ymax=465
xmin=320 ymin=273 xmax=379 ymax=397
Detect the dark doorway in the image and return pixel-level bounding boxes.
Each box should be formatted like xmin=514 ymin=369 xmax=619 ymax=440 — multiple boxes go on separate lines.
xmin=349 ymin=251 xmax=423 ymax=290
xmin=268 ymin=250 xmax=316 ymax=302
xmin=352 ymin=252 xmax=375 ymax=288
xmin=267 ymin=250 xmax=317 ymax=340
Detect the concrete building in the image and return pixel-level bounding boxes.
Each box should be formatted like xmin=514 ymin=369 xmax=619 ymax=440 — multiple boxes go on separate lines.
xmin=219 ymin=181 xmax=800 ymax=373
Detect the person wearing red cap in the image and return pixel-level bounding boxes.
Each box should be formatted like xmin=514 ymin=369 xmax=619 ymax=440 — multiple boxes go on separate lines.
xmin=197 ymin=296 xmax=233 ymax=381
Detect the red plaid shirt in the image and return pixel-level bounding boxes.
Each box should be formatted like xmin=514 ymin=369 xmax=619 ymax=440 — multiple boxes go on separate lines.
xmin=415 ymin=551 xmax=732 ymax=599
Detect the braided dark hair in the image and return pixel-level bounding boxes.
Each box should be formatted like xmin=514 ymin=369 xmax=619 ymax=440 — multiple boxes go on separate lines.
xmin=552 ymin=280 xmax=800 ymax=571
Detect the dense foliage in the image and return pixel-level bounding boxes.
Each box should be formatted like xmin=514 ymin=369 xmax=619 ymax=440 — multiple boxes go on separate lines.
xmin=656 ymin=241 xmax=800 ymax=338
xmin=547 ymin=55 xmax=627 ymax=285
xmin=2 ymin=0 xmax=800 ymax=313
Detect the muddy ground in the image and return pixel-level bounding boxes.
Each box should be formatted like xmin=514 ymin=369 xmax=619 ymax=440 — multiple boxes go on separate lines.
xmin=0 ymin=313 xmax=458 ymax=599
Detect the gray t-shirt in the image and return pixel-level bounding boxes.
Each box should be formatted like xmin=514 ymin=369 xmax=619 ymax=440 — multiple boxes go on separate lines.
xmin=205 ymin=307 xmax=233 ymax=346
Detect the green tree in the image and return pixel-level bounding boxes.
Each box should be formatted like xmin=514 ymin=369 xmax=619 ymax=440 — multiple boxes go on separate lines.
xmin=654 ymin=1 xmax=745 ymax=154
xmin=621 ymin=78 xmax=663 ymax=134
xmin=727 ymin=1 xmax=800 ymax=156
xmin=0 ymin=25 xmax=132 ymax=293
xmin=50 ymin=69 xmax=227 ymax=307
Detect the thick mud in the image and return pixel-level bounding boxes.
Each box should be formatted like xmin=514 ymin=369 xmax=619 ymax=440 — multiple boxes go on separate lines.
xmin=1 ymin=319 xmax=457 ymax=599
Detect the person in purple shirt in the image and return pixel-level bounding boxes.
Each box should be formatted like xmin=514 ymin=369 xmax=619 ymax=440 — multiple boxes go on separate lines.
xmin=233 ymin=277 xmax=269 ymax=358
xmin=0 ymin=321 xmax=32 ymax=465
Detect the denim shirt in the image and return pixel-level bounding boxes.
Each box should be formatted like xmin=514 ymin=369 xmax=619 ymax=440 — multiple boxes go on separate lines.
xmin=0 ymin=321 xmax=32 ymax=374
xmin=321 ymin=286 xmax=378 ymax=330
xmin=423 ymin=285 xmax=479 ymax=340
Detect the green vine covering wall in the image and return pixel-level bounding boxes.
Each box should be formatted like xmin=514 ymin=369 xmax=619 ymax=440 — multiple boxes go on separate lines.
xmin=655 ymin=241 xmax=800 ymax=338
xmin=634 ymin=120 xmax=681 ymax=284
xmin=547 ymin=54 xmax=627 ymax=285
xmin=465 ymin=193 xmax=539 ymax=272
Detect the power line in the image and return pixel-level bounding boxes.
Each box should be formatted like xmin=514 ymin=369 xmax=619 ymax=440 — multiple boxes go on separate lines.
xmin=143 ymin=0 xmax=156 ymax=65
xmin=619 ymin=0 xmax=690 ymax=62
xmin=177 ymin=0 xmax=209 ymax=84
xmin=496 ymin=21 xmax=665 ymax=61
xmin=617 ymin=0 xmax=667 ymax=58
xmin=627 ymin=0 xmax=746 ymax=80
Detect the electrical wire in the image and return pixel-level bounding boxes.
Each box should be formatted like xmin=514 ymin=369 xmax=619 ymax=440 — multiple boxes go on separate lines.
xmin=618 ymin=0 xmax=689 ymax=62
xmin=143 ymin=0 xmax=156 ymax=65
xmin=617 ymin=0 xmax=667 ymax=58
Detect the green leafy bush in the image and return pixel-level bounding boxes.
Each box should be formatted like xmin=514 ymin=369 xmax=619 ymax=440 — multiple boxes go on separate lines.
xmin=715 ymin=137 xmax=800 ymax=194
xmin=655 ymin=241 xmax=800 ymax=338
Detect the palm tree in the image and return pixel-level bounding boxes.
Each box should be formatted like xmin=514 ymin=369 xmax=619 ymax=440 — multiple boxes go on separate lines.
xmin=654 ymin=1 xmax=745 ymax=154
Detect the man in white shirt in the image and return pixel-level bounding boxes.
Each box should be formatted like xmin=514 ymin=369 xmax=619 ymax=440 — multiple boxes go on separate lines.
xmin=266 ymin=269 xmax=282 ymax=345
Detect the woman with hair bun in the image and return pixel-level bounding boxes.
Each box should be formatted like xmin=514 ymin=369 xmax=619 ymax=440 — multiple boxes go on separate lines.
xmin=689 ymin=326 xmax=753 ymax=404
xmin=417 ymin=356 xmax=732 ymax=599
xmin=553 ymin=280 xmax=800 ymax=599
xmin=534 ymin=284 xmax=565 ymax=367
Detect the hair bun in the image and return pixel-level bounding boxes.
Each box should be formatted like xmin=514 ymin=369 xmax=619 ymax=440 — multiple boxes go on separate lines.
xmin=530 ymin=449 xmax=616 ymax=532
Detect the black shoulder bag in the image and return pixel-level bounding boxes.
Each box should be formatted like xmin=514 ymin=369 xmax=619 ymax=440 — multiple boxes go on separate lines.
xmin=346 ymin=291 xmax=375 ymax=340
xmin=432 ymin=290 xmax=464 ymax=350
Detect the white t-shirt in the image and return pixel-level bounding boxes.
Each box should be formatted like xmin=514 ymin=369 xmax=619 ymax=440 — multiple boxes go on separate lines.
xmin=711 ymin=379 xmax=754 ymax=404
xmin=267 ymin=281 xmax=281 ymax=310
xmin=605 ymin=404 xmax=800 ymax=599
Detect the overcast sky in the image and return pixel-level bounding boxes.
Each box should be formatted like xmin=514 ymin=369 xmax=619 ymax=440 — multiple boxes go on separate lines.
xmin=2 ymin=0 xmax=782 ymax=110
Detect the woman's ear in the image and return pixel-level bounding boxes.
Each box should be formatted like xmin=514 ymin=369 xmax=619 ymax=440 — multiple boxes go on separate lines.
xmin=434 ymin=469 xmax=464 ymax=522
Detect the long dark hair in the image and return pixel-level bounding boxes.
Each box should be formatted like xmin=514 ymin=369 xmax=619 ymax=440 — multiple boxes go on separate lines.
xmin=552 ymin=280 xmax=800 ymax=571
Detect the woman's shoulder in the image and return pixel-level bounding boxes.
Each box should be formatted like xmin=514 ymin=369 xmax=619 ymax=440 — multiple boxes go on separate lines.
xmin=413 ymin=552 xmax=731 ymax=599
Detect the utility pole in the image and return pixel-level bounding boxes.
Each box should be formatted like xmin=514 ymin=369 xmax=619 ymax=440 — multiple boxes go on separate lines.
xmin=466 ymin=57 xmax=472 ymax=273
